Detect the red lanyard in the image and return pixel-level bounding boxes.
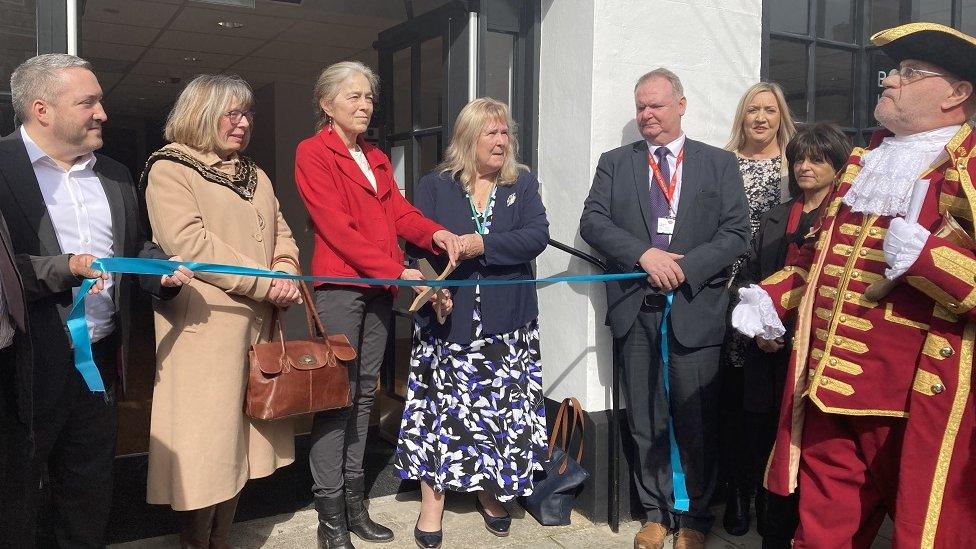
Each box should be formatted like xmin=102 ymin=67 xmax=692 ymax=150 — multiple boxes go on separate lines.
xmin=647 ymin=146 xmax=684 ymax=210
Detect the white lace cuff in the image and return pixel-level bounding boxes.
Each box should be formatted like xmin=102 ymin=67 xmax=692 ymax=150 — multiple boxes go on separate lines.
xmin=883 ymin=217 xmax=929 ymax=280
xmin=732 ymin=284 xmax=786 ymax=340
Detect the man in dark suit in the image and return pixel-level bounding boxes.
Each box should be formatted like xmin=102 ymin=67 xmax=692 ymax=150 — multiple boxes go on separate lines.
xmin=0 ymin=53 xmax=191 ymax=548
xmin=580 ymin=68 xmax=749 ymax=549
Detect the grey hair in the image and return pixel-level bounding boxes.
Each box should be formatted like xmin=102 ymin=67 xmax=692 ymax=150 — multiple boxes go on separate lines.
xmin=634 ymin=67 xmax=684 ymax=99
xmin=10 ymin=53 xmax=94 ymax=122
xmin=312 ymin=61 xmax=379 ymax=130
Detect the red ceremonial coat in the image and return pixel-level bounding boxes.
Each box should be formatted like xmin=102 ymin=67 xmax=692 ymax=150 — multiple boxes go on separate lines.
xmin=758 ymin=124 xmax=976 ymax=548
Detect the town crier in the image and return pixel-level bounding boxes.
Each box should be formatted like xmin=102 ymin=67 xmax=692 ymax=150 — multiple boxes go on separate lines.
xmin=733 ymin=22 xmax=976 ymax=548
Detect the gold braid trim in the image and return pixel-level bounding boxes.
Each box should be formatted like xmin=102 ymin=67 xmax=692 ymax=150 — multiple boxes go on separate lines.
xmin=921 ymin=322 xmax=975 ymax=548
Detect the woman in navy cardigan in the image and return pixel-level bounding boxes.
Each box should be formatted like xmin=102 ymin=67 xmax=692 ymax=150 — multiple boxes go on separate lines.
xmin=394 ymin=98 xmax=550 ymax=548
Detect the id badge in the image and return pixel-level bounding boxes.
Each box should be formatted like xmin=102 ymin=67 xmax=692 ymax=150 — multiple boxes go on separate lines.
xmin=657 ymin=216 xmax=676 ymax=235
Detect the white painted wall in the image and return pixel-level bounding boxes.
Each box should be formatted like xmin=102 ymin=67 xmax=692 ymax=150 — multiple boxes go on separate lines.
xmin=535 ymin=0 xmax=763 ymax=411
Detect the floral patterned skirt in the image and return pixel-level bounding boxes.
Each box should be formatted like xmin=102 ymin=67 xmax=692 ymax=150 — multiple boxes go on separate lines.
xmin=394 ymin=318 xmax=547 ymax=501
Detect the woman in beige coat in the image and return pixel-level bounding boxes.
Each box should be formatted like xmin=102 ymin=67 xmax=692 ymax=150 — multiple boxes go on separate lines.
xmin=143 ymin=74 xmax=303 ymax=548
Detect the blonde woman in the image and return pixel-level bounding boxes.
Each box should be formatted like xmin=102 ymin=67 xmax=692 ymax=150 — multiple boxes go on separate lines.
xmin=143 ymin=74 xmax=302 ymax=548
xmin=720 ymin=81 xmax=796 ymax=537
xmin=395 ymin=98 xmax=550 ymax=548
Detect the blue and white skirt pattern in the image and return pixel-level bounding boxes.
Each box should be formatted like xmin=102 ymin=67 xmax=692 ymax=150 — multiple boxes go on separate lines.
xmin=394 ymin=316 xmax=547 ymax=501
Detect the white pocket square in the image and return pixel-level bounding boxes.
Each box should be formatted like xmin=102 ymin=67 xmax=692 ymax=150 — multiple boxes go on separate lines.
xmin=507 ymin=194 xmax=516 ymax=206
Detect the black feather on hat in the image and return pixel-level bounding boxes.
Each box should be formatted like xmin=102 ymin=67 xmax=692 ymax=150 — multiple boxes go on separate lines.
xmin=871 ymin=22 xmax=976 ymax=84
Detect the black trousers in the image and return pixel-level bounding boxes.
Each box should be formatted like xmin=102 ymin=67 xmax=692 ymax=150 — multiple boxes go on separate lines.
xmin=744 ymin=410 xmax=799 ymax=547
xmin=0 ymin=344 xmax=34 ymax=548
xmin=30 ymin=332 xmax=119 ymax=549
xmin=309 ymin=286 xmax=393 ymax=500
xmin=618 ymin=306 xmax=722 ymax=534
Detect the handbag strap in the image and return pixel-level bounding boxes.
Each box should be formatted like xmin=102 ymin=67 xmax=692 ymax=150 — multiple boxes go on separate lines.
xmin=268 ymin=256 xmax=336 ymax=357
xmin=547 ymin=397 xmax=585 ymax=474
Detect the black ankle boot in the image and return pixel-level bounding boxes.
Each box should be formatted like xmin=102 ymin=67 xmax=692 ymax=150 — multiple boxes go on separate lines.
xmin=722 ymin=486 xmax=751 ymax=536
xmin=344 ymin=477 xmax=394 ymax=543
xmin=315 ymin=496 xmax=355 ymax=549
xmin=755 ymin=488 xmax=768 ymax=536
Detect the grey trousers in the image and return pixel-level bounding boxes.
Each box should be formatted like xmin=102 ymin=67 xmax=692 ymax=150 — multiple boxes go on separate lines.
xmin=309 ymin=285 xmax=393 ymax=499
xmin=618 ymin=307 xmax=722 ymax=534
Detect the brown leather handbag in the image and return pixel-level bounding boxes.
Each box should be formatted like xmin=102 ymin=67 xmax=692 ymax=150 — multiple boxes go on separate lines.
xmin=246 ymin=265 xmax=355 ymax=420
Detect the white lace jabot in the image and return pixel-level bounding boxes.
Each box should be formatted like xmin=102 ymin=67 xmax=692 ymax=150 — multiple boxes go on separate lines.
xmin=843 ymin=125 xmax=961 ymax=217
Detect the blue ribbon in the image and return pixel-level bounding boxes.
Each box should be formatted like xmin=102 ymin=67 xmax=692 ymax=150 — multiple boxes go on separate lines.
xmin=67 ymin=257 xmax=648 ymax=393
xmin=659 ymin=293 xmax=690 ymax=512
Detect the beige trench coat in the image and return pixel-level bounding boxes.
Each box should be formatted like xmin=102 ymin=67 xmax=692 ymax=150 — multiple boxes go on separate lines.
xmin=145 ymin=143 xmax=300 ymax=510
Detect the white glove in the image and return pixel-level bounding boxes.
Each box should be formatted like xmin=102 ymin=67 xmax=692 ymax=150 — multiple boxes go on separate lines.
xmin=732 ymin=284 xmax=786 ymax=340
xmin=883 ymin=217 xmax=929 ymax=280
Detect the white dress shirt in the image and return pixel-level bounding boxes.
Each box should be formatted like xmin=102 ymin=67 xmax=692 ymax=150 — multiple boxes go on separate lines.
xmin=0 ymin=277 xmax=13 ymax=349
xmin=646 ymin=133 xmax=687 ymax=217
xmin=21 ymin=126 xmax=116 ymax=342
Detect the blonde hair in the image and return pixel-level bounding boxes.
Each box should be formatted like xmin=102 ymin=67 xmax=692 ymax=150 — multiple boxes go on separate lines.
xmin=438 ymin=98 xmax=528 ymax=193
xmin=725 ymin=82 xmax=797 ymax=200
xmin=313 ymin=61 xmax=379 ymax=131
xmin=165 ymin=74 xmax=253 ymax=152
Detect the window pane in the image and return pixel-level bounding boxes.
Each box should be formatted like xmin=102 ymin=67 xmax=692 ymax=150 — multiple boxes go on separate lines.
xmin=769 ymin=39 xmax=809 ymax=120
xmin=963 ymin=0 xmax=976 ymax=36
xmin=1 ymin=99 xmax=13 ymax=136
xmin=818 ymin=0 xmax=855 ymax=43
xmin=867 ymin=49 xmax=896 ymax=126
xmin=393 ymin=47 xmax=412 ymax=134
xmin=770 ymin=0 xmax=809 ymax=34
xmin=868 ymin=0 xmax=901 ymax=36
xmin=484 ymin=31 xmax=515 ymax=106
xmin=915 ymin=0 xmax=952 ymax=25
xmin=815 ymin=46 xmax=854 ymax=126
xmin=0 ymin=0 xmax=37 ymax=95
xmin=420 ymin=38 xmax=443 ymax=129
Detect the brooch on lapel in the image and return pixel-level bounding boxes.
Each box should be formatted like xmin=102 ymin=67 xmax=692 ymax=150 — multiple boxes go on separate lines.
xmin=507 ymin=193 xmax=516 ymax=207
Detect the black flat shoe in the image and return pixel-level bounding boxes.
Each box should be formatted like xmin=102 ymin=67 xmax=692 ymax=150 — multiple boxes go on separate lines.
xmin=475 ymin=498 xmax=511 ymax=537
xmin=722 ymin=488 xmax=751 ymax=537
xmin=414 ymin=520 xmax=442 ymax=549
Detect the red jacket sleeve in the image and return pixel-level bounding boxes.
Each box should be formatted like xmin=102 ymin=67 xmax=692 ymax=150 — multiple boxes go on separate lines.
xmin=294 ymin=141 xmax=404 ymax=279
xmin=904 ymin=234 xmax=976 ymax=322
xmin=389 ymin=182 xmax=442 ymax=253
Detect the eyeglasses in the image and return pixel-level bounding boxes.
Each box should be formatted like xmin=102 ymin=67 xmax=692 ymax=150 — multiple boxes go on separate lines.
xmin=224 ymin=109 xmax=255 ymax=125
xmin=887 ymin=67 xmax=948 ymax=84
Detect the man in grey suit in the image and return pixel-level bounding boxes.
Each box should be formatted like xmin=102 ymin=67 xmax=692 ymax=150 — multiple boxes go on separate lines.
xmin=580 ymin=68 xmax=749 ymax=549
xmin=0 ymin=54 xmax=192 ymax=548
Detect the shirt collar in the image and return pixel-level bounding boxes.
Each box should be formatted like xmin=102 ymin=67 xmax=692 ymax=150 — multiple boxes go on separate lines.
xmin=646 ymin=133 xmax=686 ymax=157
xmin=20 ymin=125 xmax=97 ymax=171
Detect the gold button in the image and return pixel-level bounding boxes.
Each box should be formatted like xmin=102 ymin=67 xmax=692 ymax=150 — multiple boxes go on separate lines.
xmin=845 ymin=292 xmax=853 ymax=299
xmin=839 ymin=315 xmax=848 ymax=322
xmin=784 ymin=266 xmax=793 ymax=272
xmin=853 ymin=227 xmax=861 ymax=235
xmin=820 ymin=378 xmax=829 ymax=386
xmin=869 ymin=228 xmax=880 ymax=236
xmin=835 ymin=337 xmax=845 ymax=345
xmin=940 ymin=346 xmax=954 ymax=358
xmin=844 ymin=249 xmax=852 ymax=256
xmin=859 ymin=249 xmax=867 ymax=257
xmin=851 ymin=271 xmax=860 ymax=279
xmin=948 ymin=302 xmax=959 ymax=310
xmin=829 ymin=358 xmax=838 ymax=365
xmin=932 ymin=383 xmax=945 ymax=394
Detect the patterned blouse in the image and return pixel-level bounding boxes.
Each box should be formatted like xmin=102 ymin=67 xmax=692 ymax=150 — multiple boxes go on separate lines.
xmin=729 ymin=155 xmax=783 ymax=284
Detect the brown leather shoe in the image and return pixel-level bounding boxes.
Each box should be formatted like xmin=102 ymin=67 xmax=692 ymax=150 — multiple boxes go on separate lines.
xmin=673 ymin=527 xmax=706 ymax=549
xmin=634 ymin=522 xmax=670 ymax=549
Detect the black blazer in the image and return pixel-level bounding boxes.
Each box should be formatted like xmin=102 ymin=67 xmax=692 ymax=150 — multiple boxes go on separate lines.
xmin=580 ymin=138 xmax=750 ymax=347
xmin=740 ymin=197 xmax=799 ymax=413
xmin=409 ymin=170 xmax=549 ymax=344
xmin=0 ymin=131 xmax=175 ymax=412
xmin=0 ymin=212 xmax=31 ymax=424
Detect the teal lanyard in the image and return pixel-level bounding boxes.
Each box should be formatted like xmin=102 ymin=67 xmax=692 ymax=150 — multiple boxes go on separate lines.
xmin=467 ymin=186 xmax=496 ymax=235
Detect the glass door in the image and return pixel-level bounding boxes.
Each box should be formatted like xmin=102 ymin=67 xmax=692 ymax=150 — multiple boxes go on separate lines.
xmin=373 ymin=0 xmax=476 ymax=441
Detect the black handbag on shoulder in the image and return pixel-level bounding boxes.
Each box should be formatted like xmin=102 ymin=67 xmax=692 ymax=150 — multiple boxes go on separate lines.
xmin=521 ymin=397 xmax=589 ymax=526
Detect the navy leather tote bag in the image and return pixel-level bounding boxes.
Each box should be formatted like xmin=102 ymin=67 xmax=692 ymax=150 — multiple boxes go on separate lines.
xmin=522 ymin=397 xmax=589 ymax=526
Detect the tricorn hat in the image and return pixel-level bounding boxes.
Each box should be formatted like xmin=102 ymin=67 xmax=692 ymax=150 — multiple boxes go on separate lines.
xmin=871 ymin=22 xmax=976 ymax=84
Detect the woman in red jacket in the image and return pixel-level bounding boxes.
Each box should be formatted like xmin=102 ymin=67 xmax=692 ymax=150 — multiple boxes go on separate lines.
xmin=295 ymin=61 xmax=461 ymax=549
